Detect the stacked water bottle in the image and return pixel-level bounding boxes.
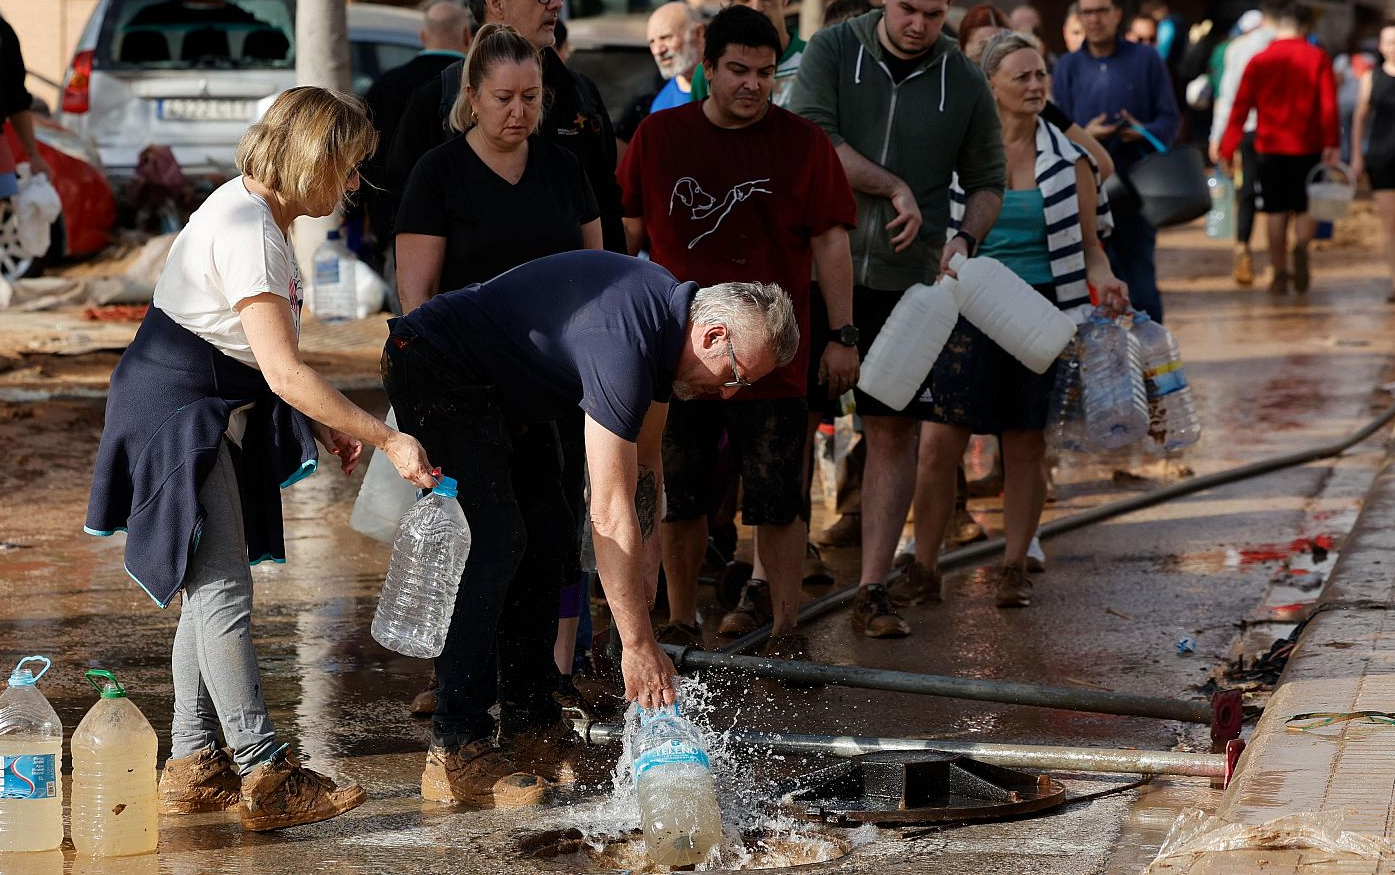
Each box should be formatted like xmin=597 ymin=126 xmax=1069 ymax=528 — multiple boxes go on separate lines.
xmin=1049 ymin=308 xmax=1201 ymax=454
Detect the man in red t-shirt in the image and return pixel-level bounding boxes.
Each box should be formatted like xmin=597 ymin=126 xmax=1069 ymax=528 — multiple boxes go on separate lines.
xmin=619 ymin=5 xmax=857 ymax=660
xmin=1220 ymin=0 xmax=1340 ymax=294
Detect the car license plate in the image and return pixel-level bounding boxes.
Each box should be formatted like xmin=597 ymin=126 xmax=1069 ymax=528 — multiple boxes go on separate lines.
xmin=158 ymin=99 xmax=254 ymax=121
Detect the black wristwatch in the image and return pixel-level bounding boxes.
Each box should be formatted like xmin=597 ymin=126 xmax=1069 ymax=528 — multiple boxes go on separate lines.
xmin=952 ymin=230 xmax=978 ymax=256
xmin=831 ymin=324 xmax=859 ymax=347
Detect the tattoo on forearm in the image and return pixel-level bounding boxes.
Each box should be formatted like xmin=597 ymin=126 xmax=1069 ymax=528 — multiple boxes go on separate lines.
xmin=636 ymin=469 xmax=657 ymax=540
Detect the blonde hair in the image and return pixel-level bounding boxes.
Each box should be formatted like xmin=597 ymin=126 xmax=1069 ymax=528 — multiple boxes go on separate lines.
xmin=236 ymin=86 xmax=377 ymax=206
xmin=449 ymin=23 xmax=544 ymax=133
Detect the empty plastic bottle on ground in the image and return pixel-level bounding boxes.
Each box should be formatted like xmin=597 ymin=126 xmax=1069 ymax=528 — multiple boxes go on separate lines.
xmin=71 ymin=670 xmax=159 ymax=856
xmin=373 ymin=475 xmax=471 ymax=658
xmin=1131 ymin=311 xmax=1202 ymax=451
xmin=944 ymin=252 xmax=1078 ymax=374
xmin=1078 ymin=313 xmax=1149 ymax=451
xmin=856 ymin=280 xmax=958 ymax=410
xmin=1206 ymin=170 xmax=1235 ymax=239
xmin=0 ymin=656 xmax=62 ymax=853
xmin=1047 ymin=339 xmax=1088 ymax=452
xmin=633 ymin=704 xmax=722 ymax=867
xmin=350 ymin=407 xmax=420 ymax=544
xmin=311 ymin=229 xmax=357 ymax=323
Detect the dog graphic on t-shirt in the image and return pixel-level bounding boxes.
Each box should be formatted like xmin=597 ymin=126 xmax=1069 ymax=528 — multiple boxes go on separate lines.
xmin=668 ymin=176 xmax=772 ymax=250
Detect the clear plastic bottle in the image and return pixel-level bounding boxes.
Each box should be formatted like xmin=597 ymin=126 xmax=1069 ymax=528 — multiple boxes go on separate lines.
xmin=1206 ymin=170 xmax=1235 ymax=240
xmin=349 ymin=407 xmax=421 ymax=544
xmin=945 ymin=252 xmax=1079 ymax=375
xmin=373 ymin=475 xmax=471 ymax=658
xmin=856 ymin=280 xmax=959 ymax=410
xmin=632 ymin=704 xmax=722 ymax=868
xmin=1131 ymin=311 xmax=1202 ymax=452
xmin=1078 ymin=314 xmax=1149 ymax=451
xmin=0 ymin=656 xmax=63 ymax=853
xmin=311 ymin=228 xmax=357 ymax=323
xmin=71 ymin=670 xmax=159 ymax=857
xmin=1046 ymin=339 xmax=1087 ymax=453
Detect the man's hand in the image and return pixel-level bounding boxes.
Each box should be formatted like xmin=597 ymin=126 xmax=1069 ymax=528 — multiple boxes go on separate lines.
xmin=886 ymin=184 xmax=922 ymax=253
xmin=27 ymin=152 xmax=51 ymax=181
xmin=819 ymin=343 xmax=859 ymax=398
xmin=939 ymin=233 xmax=972 ymax=277
xmin=1085 ymin=112 xmax=1120 ymax=141
xmin=382 ymin=431 xmax=436 ymax=488
xmin=1117 ymin=109 xmax=1144 ymax=143
xmin=1322 ymin=146 xmax=1342 ymax=167
xmin=310 ymin=421 xmax=363 ymax=475
xmin=622 ymin=635 xmax=677 ymax=710
xmin=1218 ymin=156 xmax=1234 ymax=177
xmin=1208 ymin=141 xmax=1222 ymax=165
xmin=1352 ymin=155 xmax=1366 ymax=180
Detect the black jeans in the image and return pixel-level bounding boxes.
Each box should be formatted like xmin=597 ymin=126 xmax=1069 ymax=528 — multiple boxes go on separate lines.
xmin=381 ymin=322 xmax=571 ymax=748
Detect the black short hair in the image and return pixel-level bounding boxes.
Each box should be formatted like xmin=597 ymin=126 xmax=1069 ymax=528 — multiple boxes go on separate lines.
xmin=703 ymin=5 xmax=782 ymax=67
xmin=1261 ymin=0 xmax=1299 ymax=24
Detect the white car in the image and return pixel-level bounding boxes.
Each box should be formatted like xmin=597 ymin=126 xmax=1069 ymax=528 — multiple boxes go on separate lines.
xmin=54 ymin=0 xmax=422 ymax=180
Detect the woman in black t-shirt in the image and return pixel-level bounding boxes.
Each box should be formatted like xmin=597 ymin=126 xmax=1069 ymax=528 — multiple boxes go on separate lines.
xmin=395 ymin=24 xmax=601 ymax=311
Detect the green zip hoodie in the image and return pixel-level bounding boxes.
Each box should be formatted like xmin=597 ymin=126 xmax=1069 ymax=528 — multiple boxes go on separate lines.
xmin=789 ymin=11 xmax=1005 ymax=290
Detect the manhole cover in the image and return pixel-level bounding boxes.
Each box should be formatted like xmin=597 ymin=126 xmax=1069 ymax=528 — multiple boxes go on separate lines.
xmin=786 ymin=751 xmax=1065 ymax=826
xmin=521 ymin=827 xmax=851 ymax=872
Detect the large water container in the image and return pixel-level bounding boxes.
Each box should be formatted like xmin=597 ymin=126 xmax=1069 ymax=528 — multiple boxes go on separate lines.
xmin=1131 ymin=312 xmax=1202 ymax=452
xmin=0 ymin=656 xmax=63 ymax=853
xmin=633 ymin=704 xmax=722 ymax=868
xmin=71 ymin=670 xmax=159 ymax=857
xmin=1205 ymin=170 xmax=1235 ymax=240
xmin=1079 ymin=315 xmax=1149 ymax=451
xmin=1046 ymin=340 xmax=1087 ymax=453
xmin=856 ymin=281 xmax=958 ymax=410
xmin=311 ymin=229 xmax=357 ymax=323
xmin=349 ymin=408 xmax=421 ymax=544
xmin=372 ymin=475 xmax=471 ymax=658
xmin=945 ymin=253 xmax=1077 ymax=374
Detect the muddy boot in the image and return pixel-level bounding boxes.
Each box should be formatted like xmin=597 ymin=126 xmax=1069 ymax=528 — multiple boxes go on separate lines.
xmin=1233 ymin=246 xmax=1255 ymax=286
xmin=654 ymin=621 xmax=703 ymax=648
xmin=887 ymin=560 xmax=944 ymax=605
xmin=994 ymin=563 xmax=1033 ymax=608
xmin=1291 ymin=245 xmax=1310 ymax=293
xmin=409 ymin=673 xmax=438 ymax=718
xmin=946 ymin=509 xmax=987 ymax=547
xmin=814 ymin=513 xmax=861 ymax=548
xmin=717 ymin=579 xmax=771 ymax=637
xmin=851 ymin=584 xmax=911 ymax=638
xmin=159 ymin=747 xmax=241 ymax=814
xmin=239 ymin=746 xmax=366 ymax=832
xmin=502 ymin=719 xmax=603 ymax=788
xmin=421 ymin=740 xmax=549 ymax=808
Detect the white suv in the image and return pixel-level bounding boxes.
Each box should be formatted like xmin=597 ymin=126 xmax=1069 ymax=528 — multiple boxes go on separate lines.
xmin=55 ymin=0 xmax=423 ymax=180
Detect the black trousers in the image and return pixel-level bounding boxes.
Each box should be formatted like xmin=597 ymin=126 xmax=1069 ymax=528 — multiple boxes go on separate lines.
xmin=381 ymin=321 xmax=571 ymax=748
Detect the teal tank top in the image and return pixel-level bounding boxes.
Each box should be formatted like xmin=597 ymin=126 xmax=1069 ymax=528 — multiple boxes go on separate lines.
xmin=978 ymin=188 xmax=1053 ymax=286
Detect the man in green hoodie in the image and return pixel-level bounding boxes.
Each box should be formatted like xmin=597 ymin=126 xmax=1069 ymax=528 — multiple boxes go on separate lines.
xmin=790 ymin=0 xmax=1005 ymax=638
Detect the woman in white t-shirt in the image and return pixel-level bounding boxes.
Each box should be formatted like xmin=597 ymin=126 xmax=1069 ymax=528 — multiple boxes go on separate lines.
xmin=90 ymin=87 xmax=435 ymax=833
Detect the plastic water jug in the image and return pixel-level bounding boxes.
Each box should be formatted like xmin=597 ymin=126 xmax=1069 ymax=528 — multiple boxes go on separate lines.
xmin=633 ymin=704 xmax=722 ymax=867
xmin=1131 ymin=312 xmax=1201 ymax=452
xmin=1206 ymin=170 xmax=1235 ymax=239
xmin=0 ymin=656 xmax=62 ymax=853
xmin=350 ymin=407 xmax=421 ymax=544
xmin=373 ymin=475 xmax=471 ymax=658
xmin=71 ymin=670 xmax=159 ymax=856
xmin=311 ymin=229 xmax=357 ymax=323
xmin=1046 ymin=340 xmax=1087 ymax=453
xmin=856 ymin=281 xmax=958 ymax=410
xmin=1078 ymin=314 xmax=1149 ymax=451
xmin=945 ymin=253 xmax=1077 ymax=374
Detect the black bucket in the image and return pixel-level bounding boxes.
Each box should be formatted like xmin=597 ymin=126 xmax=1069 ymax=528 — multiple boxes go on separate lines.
xmin=1114 ymin=126 xmax=1210 ymax=228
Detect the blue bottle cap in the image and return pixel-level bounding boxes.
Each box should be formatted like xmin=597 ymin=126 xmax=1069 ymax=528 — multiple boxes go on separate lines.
xmin=432 ymin=476 xmax=459 ymax=498
xmin=327 ymin=229 xmax=341 ymax=241
xmin=7 ymin=655 xmax=50 ymax=687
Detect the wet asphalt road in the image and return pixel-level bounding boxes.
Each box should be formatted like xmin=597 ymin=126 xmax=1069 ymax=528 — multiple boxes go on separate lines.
xmin=1 ymin=220 xmax=1394 ymax=873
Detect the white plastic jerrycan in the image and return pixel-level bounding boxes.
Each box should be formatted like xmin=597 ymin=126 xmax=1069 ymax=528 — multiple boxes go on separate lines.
xmin=944 ymin=252 xmax=1077 ymax=374
xmin=856 ymin=280 xmax=959 ymax=410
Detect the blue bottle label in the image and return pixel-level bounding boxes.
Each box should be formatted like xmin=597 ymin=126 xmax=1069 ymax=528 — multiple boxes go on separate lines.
xmin=634 ymin=739 xmax=711 ymax=777
xmin=1 ymin=754 xmax=57 ymax=799
xmin=1144 ymin=361 xmax=1188 ymax=396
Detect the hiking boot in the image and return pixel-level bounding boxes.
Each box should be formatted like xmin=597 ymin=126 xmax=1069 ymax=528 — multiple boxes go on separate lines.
xmin=1291 ymin=246 xmax=1310 ymax=293
xmin=502 ymin=719 xmax=601 ymax=788
xmin=1233 ymin=247 xmax=1255 ymax=286
xmin=159 ymin=747 xmax=241 ymax=814
xmin=1025 ymin=537 xmax=1047 ymax=574
xmin=994 ymin=563 xmax=1033 ymax=608
xmin=814 ymin=513 xmax=861 ymax=548
xmin=887 ymin=560 xmax=944 ymax=605
xmin=654 ymin=621 xmax=703 ymax=648
xmin=804 ymin=545 xmax=835 ymax=588
xmin=1269 ymin=269 xmax=1289 ymax=295
xmin=409 ymin=674 xmax=438 ymax=718
xmin=718 ymin=579 xmax=771 ymax=637
xmin=851 ymin=584 xmax=911 ymax=638
xmin=421 ymin=740 xmax=549 ymax=808
xmin=947 ymin=509 xmax=987 ymax=547
xmin=239 ymin=746 xmax=366 ymax=832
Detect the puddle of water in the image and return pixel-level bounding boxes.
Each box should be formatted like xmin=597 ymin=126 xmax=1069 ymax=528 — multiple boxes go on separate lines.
xmin=532 ymin=829 xmax=850 ymax=873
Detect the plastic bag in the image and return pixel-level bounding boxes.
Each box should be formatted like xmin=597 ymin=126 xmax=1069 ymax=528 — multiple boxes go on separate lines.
xmin=14 ymin=165 xmax=61 ymax=258
xmin=1149 ymin=808 xmax=1395 ymax=869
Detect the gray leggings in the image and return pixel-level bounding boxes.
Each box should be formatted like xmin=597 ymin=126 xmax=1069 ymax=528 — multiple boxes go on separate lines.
xmin=169 ymin=441 xmax=278 ymax=775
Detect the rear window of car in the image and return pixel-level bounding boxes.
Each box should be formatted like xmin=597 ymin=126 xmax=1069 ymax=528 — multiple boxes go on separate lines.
xmin=95 ymin=0 xmax=296 ymax=70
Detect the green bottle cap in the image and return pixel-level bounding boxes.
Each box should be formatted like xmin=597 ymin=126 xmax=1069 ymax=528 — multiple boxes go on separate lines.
xmin=85 ymin=669 xmax=127 ymax=699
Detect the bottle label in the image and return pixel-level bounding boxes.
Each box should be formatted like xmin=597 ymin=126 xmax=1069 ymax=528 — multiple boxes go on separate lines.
xmin=1143 ymin=361 xmax=1188 ymax=397
xmin=1 ymin=754 xmax=57 ymax=799
xmin=634 ymin=739 xmax=710 ymax=777
xmin=314 ymin=259 xmax=340 ymax=286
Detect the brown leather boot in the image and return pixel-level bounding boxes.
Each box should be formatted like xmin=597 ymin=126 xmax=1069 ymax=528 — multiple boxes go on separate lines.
xmin=421 ymin=740 xmax=549 ymax=808
xmin=717 ymin=579 xmax=771 ymax=637
xmin=409 ymin=674 xmax=438 ymax=718
xmin=159 ymin=747 xmax=241 ymax=814
xmin=239 ymin=747 xmax=366 ymax=832
xmin=502 ymin=719 xmax=604 ymax=788
xmin=994 ymin=563 xmax=1033 ymax=608
xmin=887 ymin=560 xmax=944 ymax=605
xmin=850 ymin=584 xmax=911 ymax=638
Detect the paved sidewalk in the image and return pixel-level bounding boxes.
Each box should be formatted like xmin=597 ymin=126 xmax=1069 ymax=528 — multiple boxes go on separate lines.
xmin=1160 ymin=441 xmax=1395 ymax=872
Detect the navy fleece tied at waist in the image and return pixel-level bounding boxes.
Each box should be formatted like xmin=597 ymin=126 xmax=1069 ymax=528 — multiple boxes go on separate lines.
xmin=85 ymin=306 xmax=318 ymax=608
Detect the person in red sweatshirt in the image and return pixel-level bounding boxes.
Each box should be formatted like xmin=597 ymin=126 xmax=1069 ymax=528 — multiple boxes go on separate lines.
xmin=1220 ymin=0 xmax=1339 ymax=295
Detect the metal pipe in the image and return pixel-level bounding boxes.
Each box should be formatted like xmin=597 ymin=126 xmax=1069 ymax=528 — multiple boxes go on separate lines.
xmin=660 ymin=645 xmax=1211 ymax=724
xmin=722 ymin=399 xmax=1395 ymax=655
xmin=579 ymin=721 xmax=1225 ymax=778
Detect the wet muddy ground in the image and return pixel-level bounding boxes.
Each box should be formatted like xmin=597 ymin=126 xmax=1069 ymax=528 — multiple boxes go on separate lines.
xmin=2 ymin=210 xmax=1395 ymax=872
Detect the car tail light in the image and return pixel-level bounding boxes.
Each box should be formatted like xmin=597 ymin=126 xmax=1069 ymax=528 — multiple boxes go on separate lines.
xmin=61 ymin=50 xmax=94 ymax=114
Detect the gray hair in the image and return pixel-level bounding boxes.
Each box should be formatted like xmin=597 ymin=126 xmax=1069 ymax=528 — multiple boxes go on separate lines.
xmin=690 ymin=281 xmax=799 ymax=368
xmin=978 ymin=30 xmax=1042 ymax=75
